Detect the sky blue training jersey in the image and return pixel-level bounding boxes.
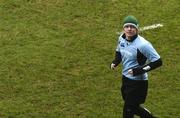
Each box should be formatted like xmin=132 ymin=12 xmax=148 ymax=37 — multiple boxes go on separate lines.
xmin=116 ymin=34 xmax=160 ymax=80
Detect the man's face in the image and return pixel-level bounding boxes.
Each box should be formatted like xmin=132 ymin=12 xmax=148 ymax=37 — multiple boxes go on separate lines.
xmin=123 ymin=25 xmax=137 ymax=39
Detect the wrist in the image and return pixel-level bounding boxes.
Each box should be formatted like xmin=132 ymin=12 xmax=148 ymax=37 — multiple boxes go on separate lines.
xmin=132 ymin=67 xmax=146 ymax=76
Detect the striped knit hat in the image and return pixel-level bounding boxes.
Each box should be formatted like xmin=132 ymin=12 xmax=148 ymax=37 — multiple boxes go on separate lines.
xmin=123 ymin=15 xmax=139 ymax=29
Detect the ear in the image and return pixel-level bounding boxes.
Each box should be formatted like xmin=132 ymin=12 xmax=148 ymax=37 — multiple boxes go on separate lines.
xmin=135 ymin=28 xmax=138 ymax=33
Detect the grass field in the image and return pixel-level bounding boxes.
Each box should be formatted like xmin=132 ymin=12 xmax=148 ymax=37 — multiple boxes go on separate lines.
xmin=0 ymin=0 xmax=179 ymax=117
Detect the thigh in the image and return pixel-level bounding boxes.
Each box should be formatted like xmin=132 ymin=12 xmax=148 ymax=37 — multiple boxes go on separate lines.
xmin=121 ymin=76 xmax=148 ymax=105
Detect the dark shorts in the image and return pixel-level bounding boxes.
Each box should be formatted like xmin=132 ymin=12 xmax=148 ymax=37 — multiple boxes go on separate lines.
xmin=121 ymin=75 xmax=148 ymax=105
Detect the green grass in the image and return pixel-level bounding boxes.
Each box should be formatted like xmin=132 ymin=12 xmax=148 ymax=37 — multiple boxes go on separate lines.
xmin=0 ymin=0 xmax=179 ymax=117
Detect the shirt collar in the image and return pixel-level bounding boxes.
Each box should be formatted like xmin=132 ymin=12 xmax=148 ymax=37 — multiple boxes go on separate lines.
xmin=122 ymin=33 xmax=138 ymax=42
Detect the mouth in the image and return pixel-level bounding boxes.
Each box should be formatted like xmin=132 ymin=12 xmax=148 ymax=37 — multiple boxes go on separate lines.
xmin=126 ymin=32 xmax=135 ymax=36
xmin=127 ymin=32 xmax=133 ymax=34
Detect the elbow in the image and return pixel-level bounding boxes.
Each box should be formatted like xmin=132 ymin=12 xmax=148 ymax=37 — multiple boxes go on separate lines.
xmin=159 ymin=58 xmax=163 ymax=67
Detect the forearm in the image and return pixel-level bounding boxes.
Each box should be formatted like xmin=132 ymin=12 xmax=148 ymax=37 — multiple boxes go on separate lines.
xmin=112 ymin=51 xmax=122 ymax=67
xmin=132 ymin=58 xmax=163 ymax=76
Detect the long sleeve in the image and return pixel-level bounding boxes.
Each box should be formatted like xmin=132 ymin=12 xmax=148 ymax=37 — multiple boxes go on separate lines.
xmin=132 ymin=42 xmax=163 ymax=76
xmin=132 ymin=58 xmax=162 ymax=76
xmin=112 ymin=51 xmax=122 ymax=67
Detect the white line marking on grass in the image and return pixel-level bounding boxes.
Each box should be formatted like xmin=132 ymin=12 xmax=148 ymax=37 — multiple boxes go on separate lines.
xmin=116 ymin=23 xmax=163 ymax=34
xmin=139 ymin=23 xmax=163 ymax=31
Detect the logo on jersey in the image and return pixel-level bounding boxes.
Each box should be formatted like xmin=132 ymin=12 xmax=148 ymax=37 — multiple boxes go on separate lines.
xmin=120 ymin=43 xmax=125 ymax=47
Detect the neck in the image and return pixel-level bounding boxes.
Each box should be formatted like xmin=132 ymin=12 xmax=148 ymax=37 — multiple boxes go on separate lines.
xmin=126 ymin=36 xmax=132 ymax=40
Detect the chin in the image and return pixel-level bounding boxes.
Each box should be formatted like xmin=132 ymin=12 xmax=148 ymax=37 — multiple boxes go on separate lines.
xmin=127 ymin=34 xmax=134 ymax=37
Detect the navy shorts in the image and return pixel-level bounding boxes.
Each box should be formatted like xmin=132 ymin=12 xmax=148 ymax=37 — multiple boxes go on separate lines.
xmin=121 ymin=75 xmax=148 ymax=105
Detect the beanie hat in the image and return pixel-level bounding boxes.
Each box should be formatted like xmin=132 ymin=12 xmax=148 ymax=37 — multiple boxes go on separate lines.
xmin=123 ymin=15 xmax=139 ymax=29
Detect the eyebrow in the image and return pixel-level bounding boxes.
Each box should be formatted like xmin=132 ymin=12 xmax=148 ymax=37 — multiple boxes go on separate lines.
xmin=124 ymin=25 xmax=136 ymax=28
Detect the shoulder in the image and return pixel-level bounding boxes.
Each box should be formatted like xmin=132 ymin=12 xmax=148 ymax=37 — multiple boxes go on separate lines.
xmin=137 ymin=35 xmax=150 ymax=44
xmin=136 ymin=35 xmax=151 ymax=48
xmin=136 ymin=35 xmax=157 ymax=54
xmin=117 ymin=33 xmax=125 ymax=43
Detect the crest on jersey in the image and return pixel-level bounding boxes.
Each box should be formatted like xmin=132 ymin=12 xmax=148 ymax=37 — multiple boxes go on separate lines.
xmin=120 ymin=43 xmax=125 ymax=47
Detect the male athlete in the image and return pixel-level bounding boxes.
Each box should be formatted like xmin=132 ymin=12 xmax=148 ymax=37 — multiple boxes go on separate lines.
xmin=111 ymin=15 xmax=162 ymax=118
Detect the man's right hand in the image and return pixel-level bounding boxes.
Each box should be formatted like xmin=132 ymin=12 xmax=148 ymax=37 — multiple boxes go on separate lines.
xmin=110 ymin=63 xmax=116 ymax=70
